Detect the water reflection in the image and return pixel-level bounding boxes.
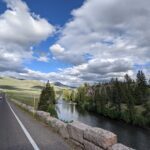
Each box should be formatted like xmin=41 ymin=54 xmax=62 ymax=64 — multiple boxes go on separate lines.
xmin=56 ymin=99 xmax=150 ymax=150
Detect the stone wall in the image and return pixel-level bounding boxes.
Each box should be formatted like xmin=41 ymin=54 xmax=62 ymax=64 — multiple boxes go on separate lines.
xmin=10 ymin=99 xmax=135 ymax=150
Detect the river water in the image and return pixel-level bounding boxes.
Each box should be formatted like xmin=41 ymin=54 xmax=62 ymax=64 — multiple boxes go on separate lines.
xmin=56 ymin=99 xmax=150 ymax=150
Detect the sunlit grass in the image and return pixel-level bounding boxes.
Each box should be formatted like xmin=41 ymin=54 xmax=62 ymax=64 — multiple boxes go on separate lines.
xmin=0 ymin=77 xmax=67 ymax=108
xmin=7 ymin=91 xmax=40 ymax=108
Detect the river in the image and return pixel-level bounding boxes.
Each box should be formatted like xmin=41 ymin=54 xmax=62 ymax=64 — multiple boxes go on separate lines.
xmin=56 ymin=99 xmax=150 ymax=150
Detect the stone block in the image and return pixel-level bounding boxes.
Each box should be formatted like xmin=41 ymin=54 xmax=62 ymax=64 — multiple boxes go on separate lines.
xmin=70 ymin=139 xmax=85 ymax=150
xmin=36 ymin=111 xmax=50 ymax=121
xmin=83 ymin=140 xmax=103 ymax=150
xmin=108 ymin=143 xmax=135 ymax=150
xmin=67 ymin=121 xmax=90 ymax=144
xmin=84 ymin=127 xmax=117 ymax=149
xmin=55 ymin=120 xmax=69 ymax=139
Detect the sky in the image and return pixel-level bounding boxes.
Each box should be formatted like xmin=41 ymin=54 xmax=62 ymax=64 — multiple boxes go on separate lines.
xmin=0 ymin=0 xmax=150 ymax=86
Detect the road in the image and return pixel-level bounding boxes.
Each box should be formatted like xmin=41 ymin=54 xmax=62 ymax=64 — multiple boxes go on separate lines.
xmin=0 ymin=93 xmax=71 ymax=150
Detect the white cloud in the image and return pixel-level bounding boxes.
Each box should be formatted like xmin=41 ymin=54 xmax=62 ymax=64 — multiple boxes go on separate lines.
xmin=16 ymin=63 xmax=134 ymax=86
xmin=19 ymin=68 xmax=82 ymax=86
xmin=49 ymin=0 xmax=150 ymax=83
xmin=37 ymin=56 xmax=49 ymax=63
xmin=0 ymin=0 xmax=54 ymax=45
xmin=0 ymin=0 xmax=149 ymax=85
xmin=50 ymin=44 xmax=85 ymax=65
xmin=0 ymin=0 xmax=54 ymax=73
xmin=50 ymin=44 xmax=65 ymax=53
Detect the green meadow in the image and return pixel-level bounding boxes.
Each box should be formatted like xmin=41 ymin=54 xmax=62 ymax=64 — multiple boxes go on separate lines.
xmin=0 ymin=77 xmax=65 ymax=107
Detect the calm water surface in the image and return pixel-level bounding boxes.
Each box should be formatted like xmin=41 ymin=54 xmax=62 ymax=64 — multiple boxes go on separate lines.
xmin=56 ymin=99 xmax=150 ymax=150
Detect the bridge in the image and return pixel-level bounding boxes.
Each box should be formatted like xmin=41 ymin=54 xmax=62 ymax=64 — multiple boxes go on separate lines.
xmin=0 ymin=93 xmax=134 ymax=150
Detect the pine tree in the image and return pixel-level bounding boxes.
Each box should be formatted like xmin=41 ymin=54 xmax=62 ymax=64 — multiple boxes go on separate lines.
xmin=38 ymin=87 xmax=47 ymax=111
xmin=96 ymin=86 xmax=106 ymax=114
xmin=135 ymin=70 xmax=147 ymax=104
xmin=38 ymin=80 xmax=56 ymax=111
xmin=124 ymin=74 xmax=136 ymax=122
xmin=112 ymin=78 xmax=122 ymax=113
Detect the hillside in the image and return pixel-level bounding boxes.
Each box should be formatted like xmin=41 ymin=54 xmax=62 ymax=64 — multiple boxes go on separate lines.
xmin=0 ymin=77 xmax=44 ymax=94
xmin=0 ymin=77 xmax=71 ymax=93
xmin=0 ymin=77 xmax=71 ymax=106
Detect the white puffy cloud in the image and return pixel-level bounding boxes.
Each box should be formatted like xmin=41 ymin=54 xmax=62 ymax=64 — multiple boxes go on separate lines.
xmin=37 ymin=56 xmax=49 ymax=63
xmin=19 ymin=68 xmax=82 ymax=86
xmin=0 ymin=0 xmax=54 ymax=73
xmin=17 ymin=62 xmax=134 ymax=86
xmin=50 ymin=44 xmax=65 ymax=53
xmin=16 ymin=58 xmax=133 ymax=86
xmin=1 ymin=0 xmax=149 ymax=85
xmin=50 ymin=44 xmax=85 ymax=65
xmin=50 ymin=0 xmax=150 ymax=83
xmin=0 ymin=0 xmax=54 ymax=45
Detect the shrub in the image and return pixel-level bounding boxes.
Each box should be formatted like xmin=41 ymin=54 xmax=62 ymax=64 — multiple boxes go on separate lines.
xmin=47 ymin=104 xmax=58 ymax=118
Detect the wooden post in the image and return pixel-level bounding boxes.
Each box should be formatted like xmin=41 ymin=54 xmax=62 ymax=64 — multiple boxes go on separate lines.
xmin=33 ymin=95 xmax=36 ymax=117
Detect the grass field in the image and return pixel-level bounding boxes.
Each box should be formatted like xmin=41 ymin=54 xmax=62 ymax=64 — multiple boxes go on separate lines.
xmin=7 ymin=91 xmax=39 ymax=107
xmin=0 ymin=77 xmax=67 ymax=107
xmin=0 ymin=77 xmax=43 ymax=107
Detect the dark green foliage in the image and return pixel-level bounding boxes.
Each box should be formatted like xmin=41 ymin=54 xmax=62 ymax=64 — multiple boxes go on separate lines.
xmin=132 ymin=115 xmax=147 ymax=126
xmin=96 ymin=86 xmax=107 ymax=114
xmin=74 ymin=71 xmax=150 ymax=127
xmin=75 ymin=84 xmax=90 ymax=109
xmin=38 ymin=81 xmax=56 ymax=112
xmin=135 ymin=70 xmax=148 ymax=105
xmin=111 ymin=79 xmax=123 ymax=114
xmin=47 ymin=104 xmax=58 ymax=118
xmin=124 ymin=74 xmax=136 ymax=122
xmin=143 ymin=102 xmax=150 ymax=122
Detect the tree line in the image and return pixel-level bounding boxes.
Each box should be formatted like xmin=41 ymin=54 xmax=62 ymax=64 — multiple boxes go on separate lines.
xmin=37 ymin=70 xmax=150 ymax=127
xmin=74 ymin=70 xmax=150 ymax=127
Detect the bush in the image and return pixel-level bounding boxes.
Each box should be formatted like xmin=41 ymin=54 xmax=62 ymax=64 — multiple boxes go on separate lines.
xmin=103 ymin=108 xmax=120 ymax=119
xmin=47 ymin=104 xmax=58 ymax=118
xmin=121 ymin=110 xmax=131 ymax=123
xmin=132 ymin=114 xmax=147 ymax=127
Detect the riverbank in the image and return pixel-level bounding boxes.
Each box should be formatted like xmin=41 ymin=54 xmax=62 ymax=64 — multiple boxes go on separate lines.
xmin=56 ymin=99 xmax=150 ymax=150
xmin=83 ymin=106 xmax=150 ymax=129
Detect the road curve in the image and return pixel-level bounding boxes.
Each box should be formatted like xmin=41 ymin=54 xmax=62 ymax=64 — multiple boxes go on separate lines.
xmin=0 ymin=93 xmax=71 ymax=150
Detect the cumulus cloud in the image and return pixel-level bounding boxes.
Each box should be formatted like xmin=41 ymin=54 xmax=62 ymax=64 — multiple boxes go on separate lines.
xmin=49 ymin=0 xmax=150 ymax=83
xmin=50 ymin=44 xmax=85 ymax=65
xmin=19 ymin=68 xmax=82 ymax=86
xmin=0 ymin=0 xmax=54 ymax=73
xmin=50 ymin=44 xmax=65 ymax=53
xmin=1 ymin=0 xmax=149 ymax=85
xmin=37 ymin=56 xmax=49 ymax=63
xmin=17 ymin=63 xmax=134 ymax=86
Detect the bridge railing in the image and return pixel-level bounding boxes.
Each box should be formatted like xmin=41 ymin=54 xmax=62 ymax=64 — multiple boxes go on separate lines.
xmin=9 ymin=97 xmax=135 ymax=150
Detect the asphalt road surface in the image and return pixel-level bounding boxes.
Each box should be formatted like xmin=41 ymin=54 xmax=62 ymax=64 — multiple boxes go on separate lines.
xmin=0 ymin=93 xmax=71 ymax=150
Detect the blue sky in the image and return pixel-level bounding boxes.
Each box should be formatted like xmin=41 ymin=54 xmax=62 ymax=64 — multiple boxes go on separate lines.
xmin=11 ymin=0 xmax=84 ymax=73
xmin=0 ymin=0 xmax=84 ymax=74
xmin=0 ymin=0 xmax=149 ymax=86
xmin=23 ymin=0 xmax=85 ymax=73
xmin=0 ymin=0 xmax=84 ymax=25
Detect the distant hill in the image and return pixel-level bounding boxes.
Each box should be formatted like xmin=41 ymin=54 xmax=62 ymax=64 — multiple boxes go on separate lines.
xmin=53 ymin=82 xmax=76 ymax=89
xmin=53 ymin=82 xmax=66 ymax=87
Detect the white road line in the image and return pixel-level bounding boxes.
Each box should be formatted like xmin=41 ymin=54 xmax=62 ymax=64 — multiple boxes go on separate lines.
xmin=6 ymin=100 xmax=40 ymax=150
